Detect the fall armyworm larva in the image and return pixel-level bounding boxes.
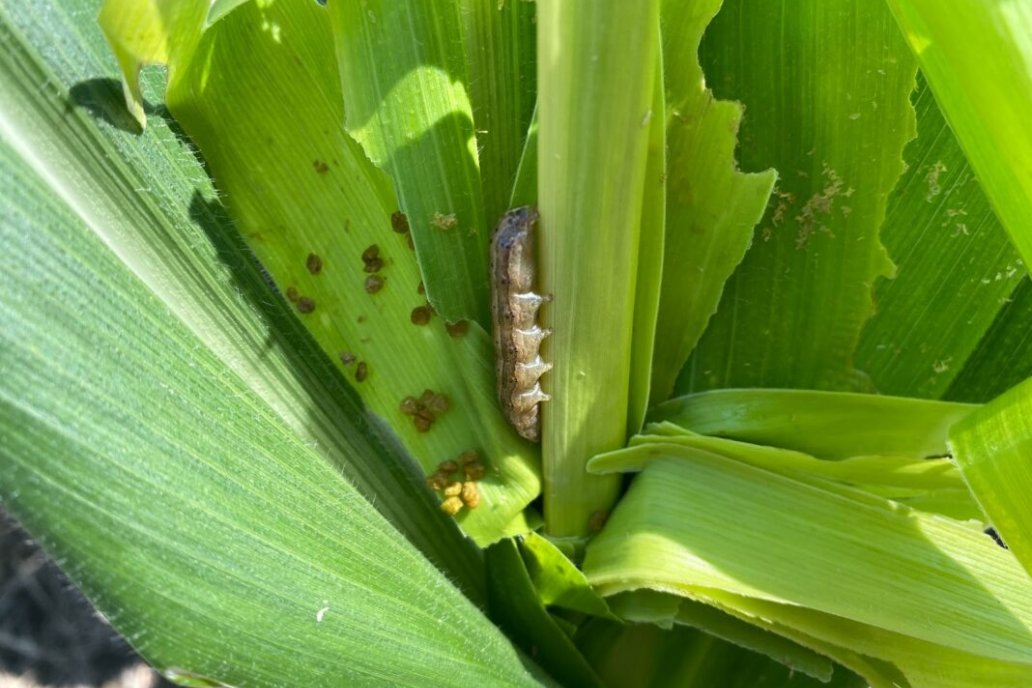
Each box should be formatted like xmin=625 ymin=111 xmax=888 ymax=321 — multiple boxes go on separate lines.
xmin=490 ymin=207 xmax=552 ymax=442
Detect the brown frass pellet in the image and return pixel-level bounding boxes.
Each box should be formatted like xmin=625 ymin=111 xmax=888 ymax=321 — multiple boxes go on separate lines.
xmin=445 ymin=320 xmax=469 ymax=338
xmin=438 ymin=460 xmax=459 ymax=474
xmin=297 ymin=297 xmax=315 ymax=314
xmin=286 ymin=286 xmax=299 ymax=302
xmin=427 ymin=394 xmax=450 ymax=416
xmin=355 ymin=361 xmax=368 ymax=382
xmin=460 ymin=482 xmax=480 ymax=509
xmin=306 ymin=253 xmax=323 ymax=275
xmin=426 ymin=472 xmax=449 ymax=491
xmin=362 ymin=257 xmax=385 ymax=273
xmin=410 ymin=306 xmax=432 ymax=325
xmin=440 ymin=496 xmax=463 ymax=516
xmin=390 ymin=211 xmax=410 ymax=234
xmin=463 ymin=462 xmax=486 ymax=481
xmin=339 ymin=351 xmax=357 ymax=366
xmin=364 ymin=275 xmax=385 ymax=294
xmin=399 ymin=396 xmax=420 ymax=415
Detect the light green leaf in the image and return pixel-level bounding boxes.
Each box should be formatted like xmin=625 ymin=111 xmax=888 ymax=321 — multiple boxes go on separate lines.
xmin=680 ymin=0 xmax=915 ymax=392
xmin=855 ymin=75 xmax=1025 ymax=399
xmin=650 ymin=388 xmax=975 ymax=459
xmin=648 ymin=0 xmax=777 ymax=404
xmin=537 ymin=0 xmax=660 ymax=538
xmin=0 ymin=139 xmax=537 ymax=686
xmin=619 ymin=427 xmax=968 ymax=494
xmin=885 ymin=0 xmax=1032 ymax=271
xmin=950 ymin=376 xmax=1032 ymax=576
xmin=100 ymin=0 xmax=541 ymax=545
xmin=329 ymin=0 xmax=489 ymax=325
xmin=583 ymin=453 xmax=1032 ymax=678
xmin=705 ymin=589 xmax=1032 ymax=688
xmin=582 ymin=451 xmax=1032 ymax=672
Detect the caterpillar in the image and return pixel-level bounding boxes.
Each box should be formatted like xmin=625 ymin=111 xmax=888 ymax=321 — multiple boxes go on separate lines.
xmin=490 ymin=207 xmax=552 ymax=442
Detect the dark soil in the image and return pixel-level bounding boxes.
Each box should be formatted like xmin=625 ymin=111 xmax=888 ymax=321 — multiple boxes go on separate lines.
xmin=0 ymin=511 xmax=175 ymax=687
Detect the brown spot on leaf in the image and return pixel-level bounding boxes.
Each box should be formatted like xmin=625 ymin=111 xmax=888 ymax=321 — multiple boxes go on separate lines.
xmin=297 ymin=297 xmax=315 ymax=314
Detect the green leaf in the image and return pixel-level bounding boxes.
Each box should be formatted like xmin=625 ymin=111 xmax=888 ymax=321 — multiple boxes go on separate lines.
xmin=486 ymin=539 xmax=604 ymax=688
xmin=680 ymin=0 xmax=915 ymax=392
xmin=518 ymin=532 xmax=615 ymax=620
xmin=950 ymin=377 xmax=1032 ymax=576
xmin=101 ymin=0 xmax=542 ymax=546
xmin=614 ymin=428 xmax=970 ymax=501
xmin=4 ymin=0 xmax=488 ymax=580
xmin=0 ymin=139 xmax=537 ymax=686
xmin=537 ymin=0 xmax=660 ymax=538
xmin=650 ymin=388 xmax=975 ymax=459
xmin=607 ymin=590 xmax=837 ymax=682
xmin=648 ymin=0 xmax=777 ymax=404
xmin=885 ymin=0 xmax=1032 ymax=271
xmin=626 ymin=53 xmax=666 ymax=433
xmin=329 ymin=0 xmax=489 ymax=325
xmin=946 ymin=279 xmax=1032 ymax=403
xmin=582 ymin=452 xmax=1032 ymax=683
xmin=575 ymin=619 xmax=863 ymax=688
xmin=855 ymin=75 xmax=1025 ymax=398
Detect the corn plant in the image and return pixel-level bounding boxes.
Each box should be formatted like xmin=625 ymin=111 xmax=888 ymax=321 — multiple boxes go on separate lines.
xmin=3 ymin=0 xmax=1032 ymax=685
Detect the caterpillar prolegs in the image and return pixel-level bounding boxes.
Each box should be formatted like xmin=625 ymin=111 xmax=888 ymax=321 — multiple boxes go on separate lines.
xmin=490 ymin=207 xmax=552 ymax=442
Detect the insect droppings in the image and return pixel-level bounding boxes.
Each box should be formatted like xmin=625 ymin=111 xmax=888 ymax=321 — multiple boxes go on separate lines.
xmin=306 ymin=253 xmax=322 ymax=275
xmin=364 ymin=275 xmax=385 ymax=294
xmin=446 ymin=320 xmax=469 ymax=339
xmin=355 ymin=361 xmax=368 ymax=382
xmin=391 ymin=211 xmax=410 ymax=233
xmin=440 ymin=496 xmax=463 ymax=516
xmin=460 ymin=482 xmax=480 ymax=509
xmin=297 ymin=297 xmax=316 ymax=314
xmin=410 ymin=305 xmax=432 ymax=325
xmin=490 ymin=207 xmax=552 ymax=442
